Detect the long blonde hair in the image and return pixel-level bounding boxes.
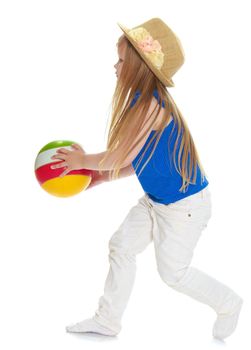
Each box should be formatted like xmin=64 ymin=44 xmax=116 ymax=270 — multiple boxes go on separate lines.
xmin=98 ymin=35 xmax=207 ymax=193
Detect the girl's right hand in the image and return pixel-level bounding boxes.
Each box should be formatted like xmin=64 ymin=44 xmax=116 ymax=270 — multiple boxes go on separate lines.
xmin=86 ymin=170 xmax=105 ymax=190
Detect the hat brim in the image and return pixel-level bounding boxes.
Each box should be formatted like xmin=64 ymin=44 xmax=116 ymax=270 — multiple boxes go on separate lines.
xmin=117 ymin=22 xmax=175 ymax=87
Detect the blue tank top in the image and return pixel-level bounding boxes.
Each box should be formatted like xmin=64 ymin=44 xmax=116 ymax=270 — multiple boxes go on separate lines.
xmin=129 ymin=88 xmax=209 ymax=204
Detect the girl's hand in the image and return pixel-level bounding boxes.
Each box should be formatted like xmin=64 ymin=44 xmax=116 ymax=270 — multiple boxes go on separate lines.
xmin=50 ymin=143 xmax=86 ymax=178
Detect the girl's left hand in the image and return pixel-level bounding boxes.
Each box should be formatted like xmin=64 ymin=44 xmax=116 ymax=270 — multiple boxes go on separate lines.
xmin=50 ymin=143 xmax=86 ymax=178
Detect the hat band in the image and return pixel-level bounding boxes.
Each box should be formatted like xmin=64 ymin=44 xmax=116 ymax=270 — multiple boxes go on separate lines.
xmin=128 ymin=27 xmax=164 ymax=70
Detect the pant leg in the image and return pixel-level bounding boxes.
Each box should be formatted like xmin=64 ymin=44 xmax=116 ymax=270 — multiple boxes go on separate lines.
xmin=93 ymin=195 xmax=153 ymax=333
xmin=147 ymin=187 xmax=242 ymax=316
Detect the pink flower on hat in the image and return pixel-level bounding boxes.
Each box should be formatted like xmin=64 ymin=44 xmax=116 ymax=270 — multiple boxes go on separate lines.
xmin=137 ymin=35 xmax=162 ymax=53
xmin=128 ymin=27 xmax=164 ymax=70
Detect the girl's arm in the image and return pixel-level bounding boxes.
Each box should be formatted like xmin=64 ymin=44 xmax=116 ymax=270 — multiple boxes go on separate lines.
xmin=86 ymin=164 xmax=135 ymax=190
xmin=81 ymin=97 xmax=161 ymax=171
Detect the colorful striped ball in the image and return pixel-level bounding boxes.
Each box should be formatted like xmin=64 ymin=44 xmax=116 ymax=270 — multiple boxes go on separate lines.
xmin=34 ymin=140 xmax=92 ymax=197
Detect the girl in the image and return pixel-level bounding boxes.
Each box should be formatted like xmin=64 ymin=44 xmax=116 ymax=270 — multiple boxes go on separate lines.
xmin=50 ymin=18 xmax=243 ymax=340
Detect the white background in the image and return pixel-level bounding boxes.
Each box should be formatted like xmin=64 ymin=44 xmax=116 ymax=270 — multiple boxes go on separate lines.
xmin=1 ymin=0 xmax=250 ymax=349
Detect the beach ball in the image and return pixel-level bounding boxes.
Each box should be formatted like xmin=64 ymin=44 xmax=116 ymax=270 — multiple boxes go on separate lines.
xmin=34 ymin=140 xmax=92 ymax=197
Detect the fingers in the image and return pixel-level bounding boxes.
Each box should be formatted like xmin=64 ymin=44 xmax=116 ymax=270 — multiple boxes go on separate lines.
xmin=71 ymin=143 xmax=81 ymax=150
xmin=50 ymin=160 xmax=70 ymax=178
xmin=59 ymin=169 xmax=69 ymax=178
xmin=57 ymin=148 xmax=70 ymax=154
xmin=51 ymin=161 xmax=68 ymax=169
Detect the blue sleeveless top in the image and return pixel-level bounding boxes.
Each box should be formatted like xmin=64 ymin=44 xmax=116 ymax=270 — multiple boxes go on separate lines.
xmin=129 ymin=89 xmax=209 ymax=204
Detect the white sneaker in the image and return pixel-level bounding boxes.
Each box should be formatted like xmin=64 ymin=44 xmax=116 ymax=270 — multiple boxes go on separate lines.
xmin=66 ymin=317 xmax=118 ymax=336
xmin=212 ymin=298 xmax=243 ymax=340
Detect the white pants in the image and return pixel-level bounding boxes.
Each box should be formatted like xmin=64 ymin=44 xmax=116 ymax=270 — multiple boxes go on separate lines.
xmin=93 ymin=187 xmax=241 ymax=334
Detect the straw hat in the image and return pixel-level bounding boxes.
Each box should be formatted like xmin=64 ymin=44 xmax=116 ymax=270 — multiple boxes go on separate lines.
xmin=117 ymin=17 xmax=185 ymax=87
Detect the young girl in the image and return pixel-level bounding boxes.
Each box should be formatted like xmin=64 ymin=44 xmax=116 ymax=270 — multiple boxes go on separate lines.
xmin=51 ymin=18 xmax=243 ymax=340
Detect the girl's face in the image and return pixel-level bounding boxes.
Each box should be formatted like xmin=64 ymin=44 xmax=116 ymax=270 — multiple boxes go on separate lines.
xmin=114 ymin=40 xmax=127 ymax=79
